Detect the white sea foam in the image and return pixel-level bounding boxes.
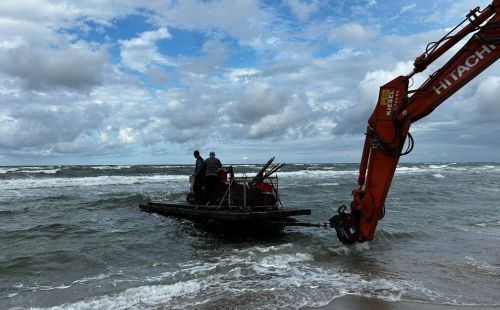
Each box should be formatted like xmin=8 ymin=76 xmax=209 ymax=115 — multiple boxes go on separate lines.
xmin=0 ymin=167 xmax=18 ymax=174
xmin=0 ymin=166 xmax=61 ymax=174
xmin=17 ymin=168 xmax=61 ymax=174
xmin=393 ymin=164 xmax=500 ymax=175
xmin=395 ymin=166 xmax=424 ymax=173
xmin=269 ymin=169 xmax=358 ymax=178
xmin=12 ymin=273 xmax=118 ymax=300
xmin=318 ymin=182 xmax=340 ymax=186
xmin=476 ymin=164 xmax=500 ymax=173
xmin=0 ymin=174 xmax=189 ymax=190
xmin=473 ymin=220 xmax=500 ymax=228
xmin=233 ymin=164 xmax=259 ymax=168
xmin=464 ymin=256 xmax=499 ymax=276
xmin=258 ymin=253 xmax=314 ymax=268
xmin=428 ymin=164 xmax=449 ymax=169
xmin=32 ymin=247 xmax=455 ymax=310
xmin=35 ymin=279 xmax=206 ymax=310
xmin=244 ymin=243 xmax=293 ymax=253
xmin=91 ymin=165 xmax=132 ymax=170
xmin=272 ymin=163 xmax=494 ymax=178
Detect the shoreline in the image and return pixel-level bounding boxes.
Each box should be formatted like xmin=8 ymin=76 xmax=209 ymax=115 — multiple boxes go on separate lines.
xmin=302 ymin=295 xmax=500 ymax=310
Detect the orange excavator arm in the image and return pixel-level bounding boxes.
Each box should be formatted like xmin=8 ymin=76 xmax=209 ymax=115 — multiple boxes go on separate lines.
xmin=330 ymin=0 xmax=500 ymax=244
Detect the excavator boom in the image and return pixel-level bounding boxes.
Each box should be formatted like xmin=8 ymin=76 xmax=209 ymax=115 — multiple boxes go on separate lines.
xmin=330 ymin=0 xmax=500 ymax=244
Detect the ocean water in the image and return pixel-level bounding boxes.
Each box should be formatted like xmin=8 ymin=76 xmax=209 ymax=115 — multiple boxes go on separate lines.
xmin=0 ymin=163 xmax=499 ymax=309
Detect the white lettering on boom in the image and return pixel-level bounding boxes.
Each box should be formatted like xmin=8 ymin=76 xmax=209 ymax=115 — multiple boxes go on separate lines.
xmin=433 ymin=44 xmax=496 ymax=95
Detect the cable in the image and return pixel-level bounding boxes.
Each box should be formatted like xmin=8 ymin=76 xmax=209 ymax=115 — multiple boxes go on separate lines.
xmin=400 ymin=132 xmax=414 ymax=156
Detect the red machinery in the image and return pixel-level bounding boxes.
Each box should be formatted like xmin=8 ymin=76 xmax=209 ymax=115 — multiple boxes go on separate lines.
xmin=330 ymin=1 xmax=500 ymax=244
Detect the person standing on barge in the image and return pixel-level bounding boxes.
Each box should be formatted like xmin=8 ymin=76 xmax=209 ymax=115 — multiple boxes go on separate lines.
xmin=204 ymin=151 xmax=222 ymax=204
xmin=193 ymin=150 xmax=205 ymax=204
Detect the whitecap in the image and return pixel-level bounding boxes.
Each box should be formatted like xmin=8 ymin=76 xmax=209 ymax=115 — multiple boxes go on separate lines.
xmin=428 ymin=164 xmax=448 ymax=169
xmin=0 ymin=167 xmax=19 ymax=174
xmin=0 ymin=174 xmax=190 ymax=190
xmin=247 ymin=243 xmax=293 ymax=253
xmin=395 ymin=166 xmax=423 ymax=174
xmin=266 ymin=169 xmax=358 ymax=179
xmin=16 ymin=168 xmax=61 ymax=174
xmin=258 ymin=253 xmax=313 ymax=269
xmin=91 ymin=165 xmax=132 ymax=170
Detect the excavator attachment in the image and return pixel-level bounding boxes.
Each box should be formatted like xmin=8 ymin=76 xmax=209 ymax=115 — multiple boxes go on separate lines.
xmin=329 ymin=205 xmax=356 ymax=244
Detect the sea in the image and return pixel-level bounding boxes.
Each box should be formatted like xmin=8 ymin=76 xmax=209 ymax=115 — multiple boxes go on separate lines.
xmin=0 ymin=162 xmax=499 ymax=309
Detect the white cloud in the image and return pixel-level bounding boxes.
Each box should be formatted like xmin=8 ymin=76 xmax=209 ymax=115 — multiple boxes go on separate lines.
xmin=0 ymin=0 xmax=79 ymax=24
xmin=153 ymin=0 xmax=273 ymax=48
xmin=425 ymin=0 xmax=492 ymax=24
xmin=119 ymin=28 xmax=173 ymax=72
xmin=328 ymin=23 xmax=378 ymax=46
xmin=118 ymin=127 xmax=136 ymax=144
xmin=0 ymin=41 xmax=108 ymax=90
xmin=225 ymin=68 xmax=261 ymax=83
xmin=284 ymin=0 xmax=320 ymax=21
xmin=0 ymin=102 xmax=110 ymax=150
xmin=121 ymin=28 xmax=171 ymax=48
xmin=230 ymin=82 xmax=285 ymax=124
xmin=247 ymin=99 xmax=313 ymax=139
xmin=180 ymin=40 xmax=229 ymax=74
xmin=400 ymin=3 xmax=417 ymax=13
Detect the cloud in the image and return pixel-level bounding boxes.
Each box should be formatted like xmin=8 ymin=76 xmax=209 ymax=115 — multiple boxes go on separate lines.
xmin=180 ymin=40 xmax=229 ymax=74
xmin=0 ymin=42 xmax=108 ymax=90
xmin=425 ymin=0 xmax=492 ymax=24
xmin=0 ymin=8 xmax=110 ymax=91
xmin=328 ymin=23 xmax=378 ymax=46
xmin=400 ymin=3 xmax=417 ymax=14
xmin=332 ymin=61 xmax=413 ymax=135
xmin=229 ymin=82 xmax=286 ymax=124
xmin=0 ymin=103 xmax=110 ymax=150
xmin=119 ymin=27 xmax=173 ymax=72
xmin=0 ymin=0 xmax=80 ymax=24
xmin=144 ymin=68 xmax=170 ymax=84
xmin=246 ymin=97 xmax=314 ymax=139
xmin=153 ymin=0 xmax=272 ymax=47
xmin=473 ymin=76 xmax=500 ymax=123
xmin=284 ymin=0 xmax=321 ymax=21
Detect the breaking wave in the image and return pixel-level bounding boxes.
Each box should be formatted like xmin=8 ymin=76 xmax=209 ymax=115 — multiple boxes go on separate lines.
xmin=29 ymin=244 xmax=452 ymax=310
xmin=1 ymin=174 xmax=189 ymax=190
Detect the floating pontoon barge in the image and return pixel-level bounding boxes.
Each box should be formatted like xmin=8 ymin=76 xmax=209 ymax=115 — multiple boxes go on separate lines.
xmin=140 ymin=158 xmax=318 ymax=236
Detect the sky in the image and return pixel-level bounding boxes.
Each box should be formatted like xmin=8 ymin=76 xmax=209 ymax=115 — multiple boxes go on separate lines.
xmin=0 ymin=0 xmax=499 ymax=165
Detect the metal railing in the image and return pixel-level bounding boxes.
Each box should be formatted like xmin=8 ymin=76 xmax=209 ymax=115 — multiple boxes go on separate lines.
xmin=217 ymin=175 xmax=280 ymax=210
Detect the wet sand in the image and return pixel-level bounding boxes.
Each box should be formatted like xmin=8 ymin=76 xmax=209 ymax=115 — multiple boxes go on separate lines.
xmin=302 ymin=296 xmax=500 ymax=310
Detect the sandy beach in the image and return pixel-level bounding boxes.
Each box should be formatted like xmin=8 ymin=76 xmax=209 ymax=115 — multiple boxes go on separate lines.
xmin=303 ymin=295 xmax=500 ymax=310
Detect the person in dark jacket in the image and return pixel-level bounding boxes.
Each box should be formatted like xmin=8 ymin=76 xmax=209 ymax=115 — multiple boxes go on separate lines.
xmin=193 ymin=150 xmax=205 ymax=203
xmin=204 ymin=151 xmax=222 ymax=204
